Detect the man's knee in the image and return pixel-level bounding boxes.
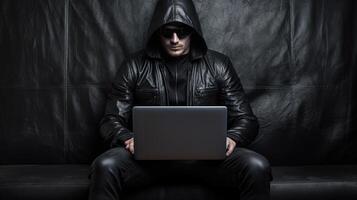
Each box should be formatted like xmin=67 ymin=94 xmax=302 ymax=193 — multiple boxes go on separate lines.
xmin=91 ymin=147 xmax=132 ymax=173
xmin=229 ymin=148 xmax=272 ymax=180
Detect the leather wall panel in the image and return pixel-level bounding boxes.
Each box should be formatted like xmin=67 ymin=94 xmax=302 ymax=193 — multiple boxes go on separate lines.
xmin=66 ymin=87 xmax=106 ymax=163
xmin=0 ymin=88 xmax=65 ymax=163
xmin=68 ymin=0 xmax=156 ymax=84
xmin=65 ymin=0 xmax=157 ymax=163
xmin=0 ymin=0 xmax=356 ymax=164
xmin=0 ymin=0 xmax=64 ymax=87
xmin=0 ymin=0 xmax=65 ymax=163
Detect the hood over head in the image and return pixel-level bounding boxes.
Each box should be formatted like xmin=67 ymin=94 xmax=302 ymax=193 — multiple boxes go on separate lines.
xmin=146 ymin=0 xmax=207 ymax=60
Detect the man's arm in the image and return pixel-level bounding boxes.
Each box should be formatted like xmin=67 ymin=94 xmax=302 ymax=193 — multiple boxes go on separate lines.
xmin=219 ymin=57 xmax=259 ymax=147
xmin=99 ymin=59 xmax=137 ymax=148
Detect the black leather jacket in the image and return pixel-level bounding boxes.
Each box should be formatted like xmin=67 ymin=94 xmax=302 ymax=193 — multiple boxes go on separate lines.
xmin=99 ymin=0 xmax=259 ymax=148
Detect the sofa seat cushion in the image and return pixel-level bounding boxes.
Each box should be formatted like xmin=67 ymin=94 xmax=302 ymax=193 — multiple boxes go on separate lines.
xmin=1 ymin=165 xmax=357 ymax=200
xmin=0 ymin=165 xmax=90 ymax=200
xmin=271 ymin=165 xmax=357 ymax=200
xmin=0 ymin=164 xmax=237 ymax=200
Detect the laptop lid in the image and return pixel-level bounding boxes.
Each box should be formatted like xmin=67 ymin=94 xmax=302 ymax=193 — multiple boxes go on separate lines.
xmin=133 ymin=106 xmax=227 ymax=160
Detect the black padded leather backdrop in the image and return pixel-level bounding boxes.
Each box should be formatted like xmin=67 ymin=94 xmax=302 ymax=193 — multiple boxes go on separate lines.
xmin=0 ymin=0 xmax=356 ymax=165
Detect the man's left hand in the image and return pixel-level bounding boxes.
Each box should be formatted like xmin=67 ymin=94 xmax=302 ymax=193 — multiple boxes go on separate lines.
xmin=226 ymin=137 xmax=236 ymax=156
xmin=124 ymin=138 xmax=134 ymax=155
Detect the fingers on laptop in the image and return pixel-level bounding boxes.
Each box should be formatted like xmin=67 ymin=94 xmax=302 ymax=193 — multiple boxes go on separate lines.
xmin=226 ymin=138 xmax=236 ymax=156
xmin=129 ymin=141 xmax=134 ymax=154
xmin=124 ymin=138 xmax=134 ymax=154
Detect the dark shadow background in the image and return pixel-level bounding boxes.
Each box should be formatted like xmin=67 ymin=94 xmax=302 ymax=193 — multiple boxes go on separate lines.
xmin=0 ymin=0 xmax=356 ymax=165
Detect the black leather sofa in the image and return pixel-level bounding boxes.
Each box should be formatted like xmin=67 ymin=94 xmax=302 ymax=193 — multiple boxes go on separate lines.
xmin=1 ymin=0 xmax=356 ymax=200
xmin=1 ymin=165 xmax=357 ymax=200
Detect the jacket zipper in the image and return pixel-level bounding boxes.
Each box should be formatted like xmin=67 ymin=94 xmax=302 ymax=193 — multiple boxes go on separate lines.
xmin=187 ymin=62 xmax=196 ymax=105
xmin=158 ymin=63 xmax=168 ymax=105
xmin=175 ymin=63 xmax=178 ymax=105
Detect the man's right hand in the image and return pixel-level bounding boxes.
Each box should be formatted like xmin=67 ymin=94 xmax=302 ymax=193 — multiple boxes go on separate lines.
xmin=124 ymin=138 xmax=134 ymax=154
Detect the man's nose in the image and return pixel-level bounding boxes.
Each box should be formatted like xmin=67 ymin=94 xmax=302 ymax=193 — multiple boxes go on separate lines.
xmin=170 ymin=33 xmax=179 ymax=44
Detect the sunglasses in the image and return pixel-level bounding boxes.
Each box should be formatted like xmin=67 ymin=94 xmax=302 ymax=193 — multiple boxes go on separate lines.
xmin=160 ymin=26 xmax=192 ymax=39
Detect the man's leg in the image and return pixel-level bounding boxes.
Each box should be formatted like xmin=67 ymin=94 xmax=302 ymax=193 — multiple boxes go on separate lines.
xmin=88 ymin=147 xmax=155 ymax=200
xmin=197 ymin=148 xmax=272 ymax=200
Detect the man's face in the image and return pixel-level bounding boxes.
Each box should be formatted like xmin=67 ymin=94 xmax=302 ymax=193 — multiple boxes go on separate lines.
xmin=159 ymin=24 xmax=192 ymax=57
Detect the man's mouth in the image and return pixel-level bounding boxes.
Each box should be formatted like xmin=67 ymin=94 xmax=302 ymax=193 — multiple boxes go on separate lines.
xmin=170 ymin=47 xmax=182 ymax=51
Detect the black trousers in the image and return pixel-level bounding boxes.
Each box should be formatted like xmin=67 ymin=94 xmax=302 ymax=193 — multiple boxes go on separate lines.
xmin=88 ymin=147 xmax=272 ymax=200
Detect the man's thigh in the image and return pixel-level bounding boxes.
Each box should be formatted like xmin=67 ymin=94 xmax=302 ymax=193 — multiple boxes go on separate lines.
xmin=91 ymin=147 xmax=196 ymax=187
xmin=191 ymin=148 xmax=271 ymax=188
xmin=91 ymin=147 xmax=162 ymax=188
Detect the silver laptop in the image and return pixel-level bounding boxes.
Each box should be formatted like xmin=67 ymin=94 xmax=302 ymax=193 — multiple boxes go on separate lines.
xmin=133 ymin=106 xmax=227 ymax=160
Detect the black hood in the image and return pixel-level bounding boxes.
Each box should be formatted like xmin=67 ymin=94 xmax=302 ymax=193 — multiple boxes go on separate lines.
xmin=146 ymin=0 xmax=208 ymax=60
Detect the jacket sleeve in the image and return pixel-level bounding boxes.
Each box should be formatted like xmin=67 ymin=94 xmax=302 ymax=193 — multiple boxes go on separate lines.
xmin=218 ymin=57 xmax=259 ymax=147
xmin=99 ymin=59 xmax=137 ymax=148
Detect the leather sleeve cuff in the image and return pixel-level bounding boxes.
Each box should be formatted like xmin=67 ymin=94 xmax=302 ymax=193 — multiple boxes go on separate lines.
xmin=227 ymin=133 xmax=245 ymax=147
xmin=110 ymin=131 xmax=134 ymax=148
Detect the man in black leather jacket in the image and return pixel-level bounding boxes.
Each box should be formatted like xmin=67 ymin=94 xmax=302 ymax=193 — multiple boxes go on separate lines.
xmin=89 ymin=0 xmax=272 ymax=200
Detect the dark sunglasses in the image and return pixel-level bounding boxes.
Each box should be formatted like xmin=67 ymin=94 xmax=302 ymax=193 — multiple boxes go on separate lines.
xmin=160 ymin=26 xmax=192 ymax=39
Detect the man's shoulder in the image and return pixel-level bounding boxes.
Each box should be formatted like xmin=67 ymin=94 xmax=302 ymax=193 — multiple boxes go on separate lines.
xmin=205 ymin=49 xmax=231 ymax=64
xmin=118 ymin=50 xmax=151 ymax=72
xmin=203 ymin=49 xmax=233 ymax=72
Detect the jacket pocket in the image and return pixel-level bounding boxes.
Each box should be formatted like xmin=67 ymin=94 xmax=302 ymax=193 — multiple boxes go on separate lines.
xmin=196 ymin=87 xmax=219 ymax=96
xmin=134 ymin=88 xmax=159 ymax=105
xmin=195 ymin=87 xmax=219 ymax=105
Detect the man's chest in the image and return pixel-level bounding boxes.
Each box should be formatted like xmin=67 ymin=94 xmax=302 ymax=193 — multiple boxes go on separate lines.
xmin=133 ymin=63 xmax=220 ymax=106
